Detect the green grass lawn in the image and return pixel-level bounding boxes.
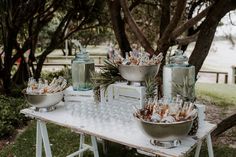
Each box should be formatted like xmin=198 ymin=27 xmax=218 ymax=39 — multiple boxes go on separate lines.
xmin=0 ymin=122 xmax=147 ymax=157
xmin=1 ymin=83 xmax=236 ymax=157
xmin=196 ymin=83 xmax=236 ymax=107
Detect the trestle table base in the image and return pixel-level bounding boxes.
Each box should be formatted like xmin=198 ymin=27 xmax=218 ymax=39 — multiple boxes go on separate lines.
xmin=36 ymin=119 xmax=214 ymax=157
xmin=36 ymin=120 xmax=99 ymax=157
xmin=66 ymin=133 xmax=99 ymax=157
xmin=194 ymin=134 xmax=214 ymax=157
xmin=36 ymin=120 xmax=52 ymax=157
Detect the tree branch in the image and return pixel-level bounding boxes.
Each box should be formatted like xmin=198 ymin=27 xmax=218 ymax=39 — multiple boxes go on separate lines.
xmin=50 ymin=10 xmax=74 ymax=44
xmin=157 ymin=0 xmax=187 ymax=53
xmin=189 ymin=0 xmax=236 ymax=75
xmin=80 ymin=24 xmax=100 ymax=31
xmin=33 ymin=0 xmax=61 ymax=20
xmin=120 ymin=0 xmax=154 ymax=55
xmin=171 ymin=5 xmax=212 ymax=39
xmin=212 ymin=113 xmax=236 ymax=138
xmin=107 ymin=0 xmax=131 ymax=56
xmin=173 ymin=32 xmax=199 ymax=46
xmin=14 ymin=0 xmax=42 ymax=27
xmin=63 ymin=0 xmax=100 ymax=40
xmin=129 ymin=0 xmax=142 ymax=11
xmin=141 ymin=1 xmax=160 ymax=6
xmin=63 ymin=18 xmax=87 ymax=40
xmin=160 ymin=0 xmax=171 ymax=38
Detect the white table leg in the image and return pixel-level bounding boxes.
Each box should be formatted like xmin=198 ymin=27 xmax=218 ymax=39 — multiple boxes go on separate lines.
xmin=194 ymin=141 xmax=202 ymax=157
xmin=38 ymin=121 xmax=52 ymax=157
xmin=36 ymin=121 xmax=42 ymax=157
xmin=67 ymin=133 xmax=99 ymax=157
xmin=66 ymin=134 xmax=88 ymax=157
xmin=206 ymin=134 xmax=214 ymax=157
xmin=91 ymin=136 xmax=99 ymax=157
xmin=79 ymin=134 xmax=85 ymax=157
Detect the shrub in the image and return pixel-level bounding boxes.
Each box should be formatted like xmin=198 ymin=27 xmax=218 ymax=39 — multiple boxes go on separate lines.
xmin=0 ymin=95 xmax=29 ymax=138
xmin=0 ymin=68 xmax=71 ymax=138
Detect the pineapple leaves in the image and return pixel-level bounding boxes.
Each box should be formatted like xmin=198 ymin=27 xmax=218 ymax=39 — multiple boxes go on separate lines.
xmin=90 ymin=59 xmax=124 ymax=92
xmin=145 ymin=76 xmax=158 ymax=99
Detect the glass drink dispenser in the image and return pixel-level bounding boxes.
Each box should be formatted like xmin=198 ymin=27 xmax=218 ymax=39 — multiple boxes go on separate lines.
xmin=71 ymin=49 xmax=95 ymax=91
xmin=163 ymin=49 xmax=195 ymax=101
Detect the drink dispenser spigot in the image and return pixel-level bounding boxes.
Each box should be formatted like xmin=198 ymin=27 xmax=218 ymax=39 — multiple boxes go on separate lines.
xmin=71 ymin=48 xmax=95 ymax=91
xmin=163 ymin=49 xmax=195 ymax=101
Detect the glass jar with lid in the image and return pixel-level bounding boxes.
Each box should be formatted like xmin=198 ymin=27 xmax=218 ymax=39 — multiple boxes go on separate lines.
xmin=169 ymin=49 xmax=189 ymax=67
xmin=71 ymin=49 xmax=95 ymax=91
xmin=163 ymin=49 xmax=195 ymax=101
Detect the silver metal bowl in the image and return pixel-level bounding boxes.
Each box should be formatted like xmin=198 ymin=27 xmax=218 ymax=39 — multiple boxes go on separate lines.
xmin=22 ymin=89 xmax=63 ymax=109
xmin=118 ymin=64 xmax=160 ymax=84
xmin=135 ymin=117 xmax=193 ymax=142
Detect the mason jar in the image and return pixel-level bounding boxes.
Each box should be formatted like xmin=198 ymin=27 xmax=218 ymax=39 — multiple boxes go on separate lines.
xmin=71 ymin=51 xmax=95 ymax=91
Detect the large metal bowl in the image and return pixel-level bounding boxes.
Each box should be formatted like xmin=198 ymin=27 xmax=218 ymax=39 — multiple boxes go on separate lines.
xmin=118 ymin=64 xmax=160 ymax=83
xmin=135 ymin=117 xmax=193 ymax=142
xmin=22 ymin=89 xmax=63 ymax=109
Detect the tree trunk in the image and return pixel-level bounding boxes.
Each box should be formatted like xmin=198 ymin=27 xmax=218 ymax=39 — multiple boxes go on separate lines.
xmin=189 ymin=0 xmax=236 ymax=138
xmin=28 ymin=20 xmax=38 ymax=75
xmin=107 ymin=0 xmax=131 ymax=57
xmin=179 ymin=0 xmax=203 ymax=52
xmin=120 ymin=0 xmax=154 ymax=55
xmin=189 ymin=0 xmax=236 ymax=75
xmin=160 ymin=0 xmax=170 ymax=38
xmin=2 ymin=30 xmax=18 ymax=94
xmin=212 ymin=113 xmax=236 ymax=138
xmin=34 ymin=46 xmax=54 ymax=79
xmin=12 ymin=56 xmax=31 ymax=87
xmin=157 ymin=0 xmax=187 ymax=54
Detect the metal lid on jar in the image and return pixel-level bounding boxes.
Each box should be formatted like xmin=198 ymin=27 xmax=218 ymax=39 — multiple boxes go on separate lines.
xmin=169 ymin=49 xmax=188 ymax=66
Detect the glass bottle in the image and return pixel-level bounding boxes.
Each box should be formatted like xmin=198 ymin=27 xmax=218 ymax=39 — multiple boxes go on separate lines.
xmin=71 ymin=50 xmax=95 ymax=91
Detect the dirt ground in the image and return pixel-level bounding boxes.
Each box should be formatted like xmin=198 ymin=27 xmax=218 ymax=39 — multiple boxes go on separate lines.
xmin=202 ymin=100 xmax=236 ymax=148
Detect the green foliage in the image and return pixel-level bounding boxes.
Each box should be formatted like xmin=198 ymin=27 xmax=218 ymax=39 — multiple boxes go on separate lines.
xmin=76 ymin=27 xmax=114 ymax=47
xmin=91 ymin=59 xmax=124 ymax=91
xmin=0 ymin=95 xmax=28 ymax=138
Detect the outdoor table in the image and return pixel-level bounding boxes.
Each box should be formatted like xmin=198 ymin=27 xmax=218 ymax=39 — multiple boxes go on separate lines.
xmin=21 ymin=97 xmax=216 ymax=157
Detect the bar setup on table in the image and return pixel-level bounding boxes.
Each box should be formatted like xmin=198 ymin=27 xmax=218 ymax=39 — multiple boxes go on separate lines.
xmin=21 ymin=48 xmax=216 ymax=157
